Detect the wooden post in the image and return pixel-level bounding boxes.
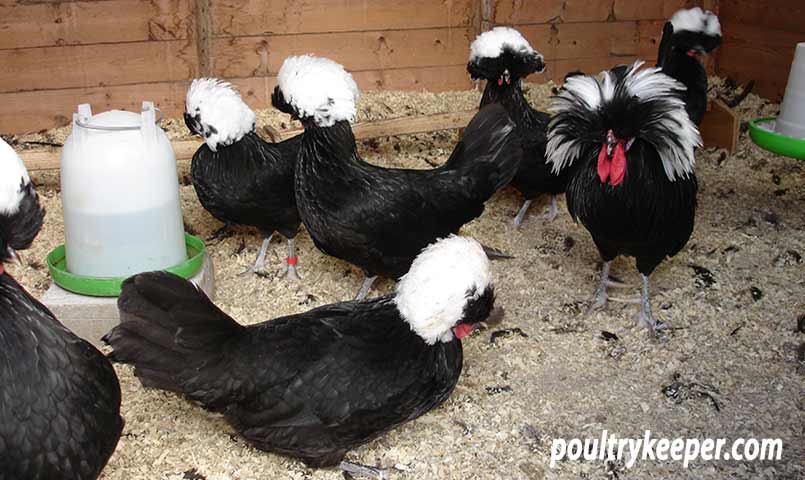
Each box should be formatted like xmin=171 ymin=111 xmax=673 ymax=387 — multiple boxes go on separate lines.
xmin=194 ymin=0 xmax=212 ymax=77
xmin=472 ymin=0 xmax=495 ymax=95
xmin=480 ymin=0 xmax=494 ymax=32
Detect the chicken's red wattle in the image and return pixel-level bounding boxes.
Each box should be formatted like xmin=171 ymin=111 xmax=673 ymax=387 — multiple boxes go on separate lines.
xmin=597 ymin=140 xmax=627 ymax=186
xmin=453 ymin=323 xmax=475 ymax=340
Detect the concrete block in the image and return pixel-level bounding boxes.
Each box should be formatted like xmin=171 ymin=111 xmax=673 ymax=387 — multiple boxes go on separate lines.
xmin=41 ymin=253 xmax=215 ymax=346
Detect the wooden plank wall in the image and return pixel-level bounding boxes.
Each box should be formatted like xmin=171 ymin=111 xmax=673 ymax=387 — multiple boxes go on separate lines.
xmin=0 ymin=0 xmax=197 ymax=133
xmin=0 ymin=0 xmax=478 ymax=134
xmin=718 ymin=0 xmax=804 ymax=101
xmin=211 ymin=0 xmax=478 ymax=113
xmin=0 ymin=0 xmax=724 ymax=135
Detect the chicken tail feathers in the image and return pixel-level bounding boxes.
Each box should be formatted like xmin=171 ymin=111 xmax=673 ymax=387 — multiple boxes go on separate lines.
xmin=444 ymin=103 xmax=522 ymax=196
xmin=103 ymin=271 xmax=246 ymax=406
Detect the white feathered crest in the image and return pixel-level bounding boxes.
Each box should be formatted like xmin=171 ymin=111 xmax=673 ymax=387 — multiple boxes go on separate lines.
xmin=670 ymin=7 xmax=722 ymax=37
xmin=547 ymin=62 xmax=701 ymax=182
xmin=185 ymin=78 xmax=256 ymax=151
xmin=0 ymin=137 xmax=31 ymax=215
xmin=277 ymin=55 xmax=360 ymax=128
xmin=469 ymin=26 xmax=537 ymax=61
xmin=395 ymin=235 xmax=492 ymax=345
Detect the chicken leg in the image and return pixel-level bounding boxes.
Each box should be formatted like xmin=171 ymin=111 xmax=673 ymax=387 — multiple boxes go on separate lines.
xmin=586 ymin=261 xmax=635 ymax=313
xmin=512 ymin=199 xmax=532 ymax=227
xmin=285 ymin=237 xmax=300 ymax=281
xmin=354 ymin=276 xmax=377 ymax=301
xmin=532 ymin=195 xmax=559 ymax=222
xmin=241 ymin=233 xmax=273 ymax=275
xmin=588 ymin=260 xmax=612 ymax=312
xmin=637 ymin=274 xmax=671 ymax=331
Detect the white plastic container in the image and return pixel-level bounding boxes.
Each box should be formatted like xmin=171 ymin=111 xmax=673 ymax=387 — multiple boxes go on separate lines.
xmin=60 ymin=101 xmax=187 ymax=277
xmin=776 ymin=42 xmax=805 ymax=139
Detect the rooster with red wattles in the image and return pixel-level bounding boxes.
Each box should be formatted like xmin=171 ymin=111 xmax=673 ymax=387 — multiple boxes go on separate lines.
xmin=547 ymin=62 xmax=701 ymax=331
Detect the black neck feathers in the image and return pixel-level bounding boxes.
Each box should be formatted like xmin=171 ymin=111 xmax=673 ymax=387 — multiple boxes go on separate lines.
xmin=301 ymin=120 xmax=359 ymax=166
xmin=480 ymin=80 xmax=543 ymax=132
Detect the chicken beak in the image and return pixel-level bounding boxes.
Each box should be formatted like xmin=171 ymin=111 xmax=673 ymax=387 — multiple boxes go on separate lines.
xmin=535 ymin=55 xmax=546 ymax=73
xmin=183 ymin=112 xmax=201 ymax=137
xmin=605 ymin=130 xmax=617 ymax=157
xmin=498 ymin=69 xmax=512 ymax=86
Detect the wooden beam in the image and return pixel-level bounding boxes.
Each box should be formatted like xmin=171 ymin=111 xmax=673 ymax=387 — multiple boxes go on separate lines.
xmin=349 ymin=110 xmax=475 ymax=141
xmin=19 ymin=110 xmax=477 ymax=172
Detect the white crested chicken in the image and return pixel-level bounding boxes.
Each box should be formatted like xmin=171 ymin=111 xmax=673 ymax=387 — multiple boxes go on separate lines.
xmin=104 ymin=235 xmax=500 ymax=478
xmin=547 ymin=62 xmax=701 ymax=331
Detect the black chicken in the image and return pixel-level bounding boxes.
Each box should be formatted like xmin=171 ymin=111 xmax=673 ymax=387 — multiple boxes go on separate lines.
xmin=103 ymin=235 xmax=498 ymax=477
xmin=0 ymin=138 xmax=123 ymax=480
xmin=657 ymin=7 xmax=722 ymax=126
xmin=467 ymin=26 xmax=570 ymax=226
xmin=272 ymin=54 xmax=522 ymax=299
xmin=547 ymin=62 xmax=701 ymax=330
xmin=184 ymin=78 xmax=303 ymax=279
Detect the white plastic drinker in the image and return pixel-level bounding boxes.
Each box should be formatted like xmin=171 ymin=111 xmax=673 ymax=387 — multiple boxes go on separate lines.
xmin=60 ymin=101 xmax=187 ymax=278
xmin=776 ymin=43 xmax=805 ymax=139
